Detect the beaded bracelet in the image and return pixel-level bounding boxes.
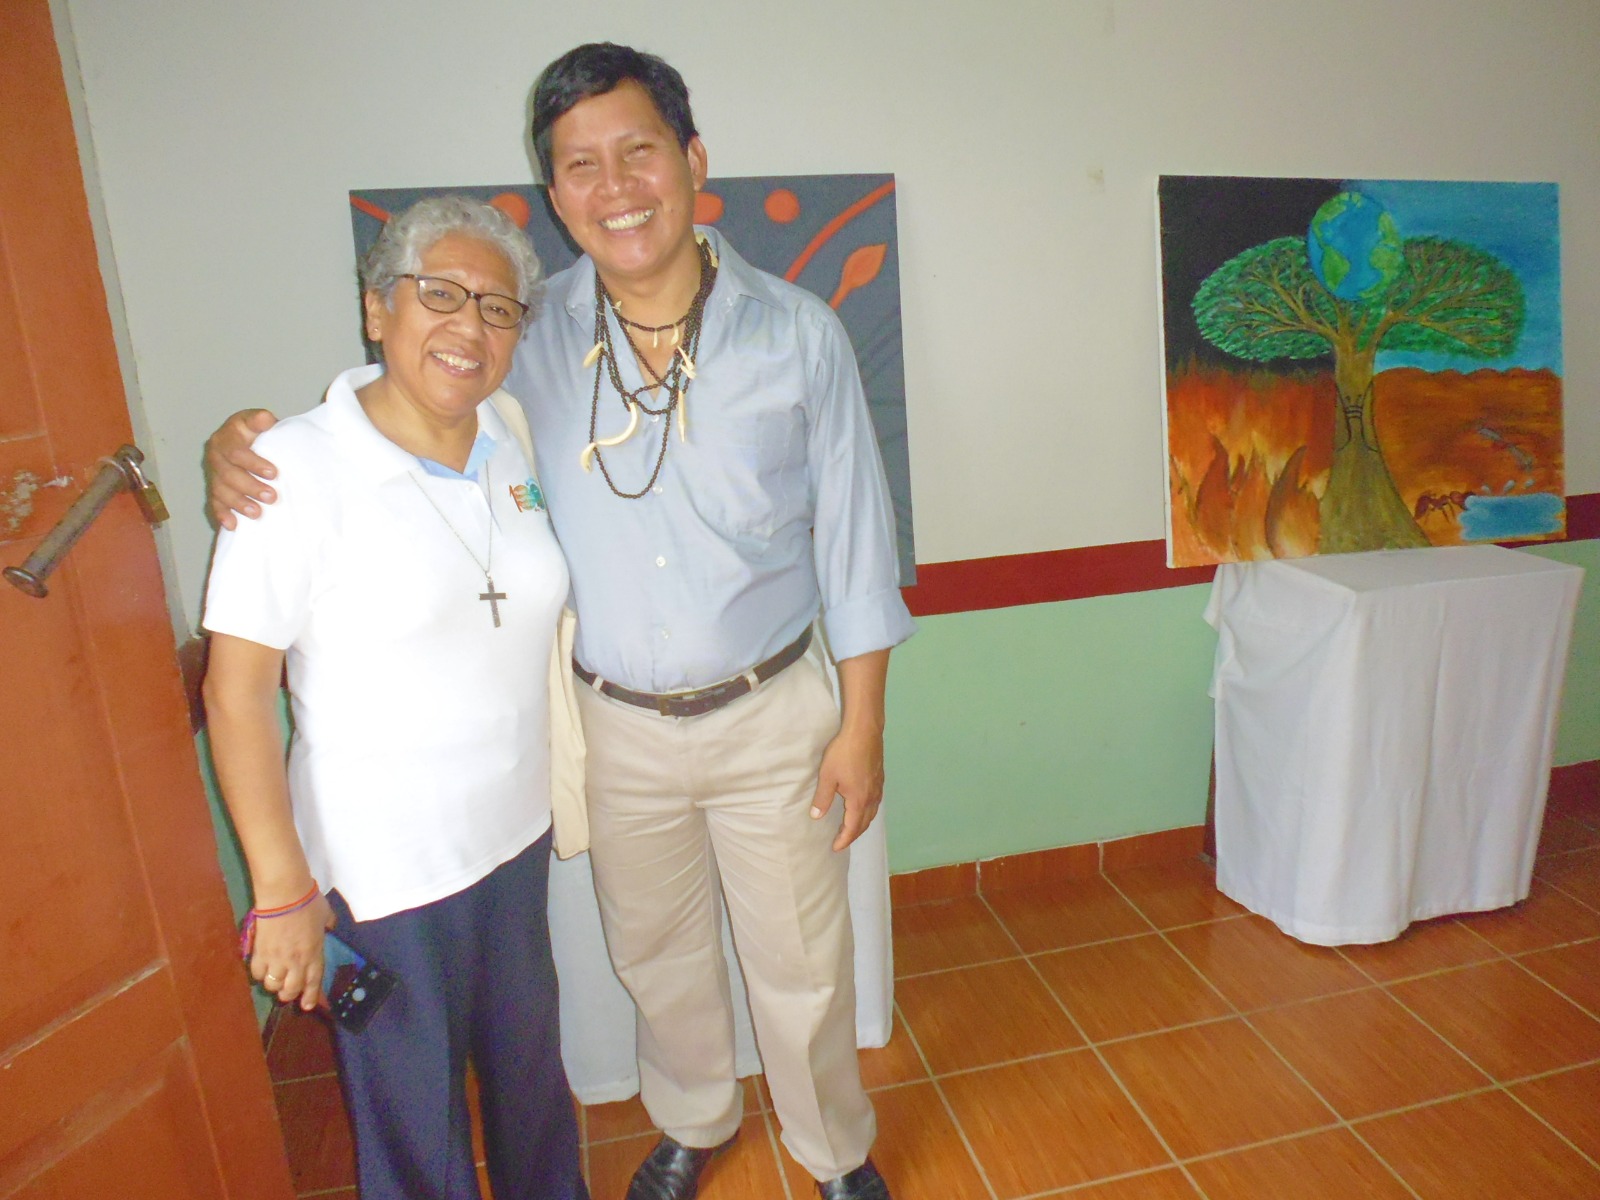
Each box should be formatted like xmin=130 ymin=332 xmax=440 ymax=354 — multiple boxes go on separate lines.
xmin=238 ymin=883 xmax=321 ymax=960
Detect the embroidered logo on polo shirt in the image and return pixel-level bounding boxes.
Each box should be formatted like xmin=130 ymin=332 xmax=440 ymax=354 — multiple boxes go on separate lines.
xmin=510 ymin=478 xmax=546 ymax=513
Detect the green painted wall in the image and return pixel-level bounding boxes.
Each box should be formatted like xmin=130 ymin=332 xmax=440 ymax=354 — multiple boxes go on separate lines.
xmin=883 ymin=541 xmax=1600 ymax=874
xmin=882 ymin=584 xmax=1219 ymax=873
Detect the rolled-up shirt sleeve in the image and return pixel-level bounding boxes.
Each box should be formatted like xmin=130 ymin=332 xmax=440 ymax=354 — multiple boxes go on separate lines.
xmin=803 ymin=304 xmax=916 ymax=662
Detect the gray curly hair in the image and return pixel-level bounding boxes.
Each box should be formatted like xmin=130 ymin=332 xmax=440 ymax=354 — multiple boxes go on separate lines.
xmin=360 ymin=194 xmax=543 ymax=319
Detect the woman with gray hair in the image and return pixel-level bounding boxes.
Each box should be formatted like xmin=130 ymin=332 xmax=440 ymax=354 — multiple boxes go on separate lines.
xmin=203 ymin=195 xmax=586 ymax=1199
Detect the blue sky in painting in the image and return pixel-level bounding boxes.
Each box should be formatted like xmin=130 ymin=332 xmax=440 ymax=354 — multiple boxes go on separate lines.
xmin=1352 ymin=179 xmax=1562 ymax=374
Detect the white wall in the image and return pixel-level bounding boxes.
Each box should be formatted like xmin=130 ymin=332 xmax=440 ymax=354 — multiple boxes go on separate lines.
xmin=59 ymin=0 xmax=1600 ymax=625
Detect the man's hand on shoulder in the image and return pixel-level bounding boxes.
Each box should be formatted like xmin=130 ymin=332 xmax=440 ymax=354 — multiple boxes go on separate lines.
xmin=206 ymin=409 xmax=281 ymax=529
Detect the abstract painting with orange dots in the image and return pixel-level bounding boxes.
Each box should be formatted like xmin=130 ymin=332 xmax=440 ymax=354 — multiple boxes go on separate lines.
xmin=1157 ymin=175 xmax=1563 ymax=567
xmin=349 ymin=174 xmax=915 ymax=583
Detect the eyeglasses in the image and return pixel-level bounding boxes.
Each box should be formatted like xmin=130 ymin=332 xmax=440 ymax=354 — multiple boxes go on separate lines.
xmin=397 ymin=274 xmax=529 ymax=329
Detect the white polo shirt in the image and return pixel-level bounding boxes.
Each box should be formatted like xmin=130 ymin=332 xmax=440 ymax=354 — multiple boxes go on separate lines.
xmin=204 ymin=365 xmax=567 ymax=921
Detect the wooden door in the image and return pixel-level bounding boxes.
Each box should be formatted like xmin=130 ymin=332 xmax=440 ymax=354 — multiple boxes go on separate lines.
xmin=0 ymin=3 xmax=294 ymax=1196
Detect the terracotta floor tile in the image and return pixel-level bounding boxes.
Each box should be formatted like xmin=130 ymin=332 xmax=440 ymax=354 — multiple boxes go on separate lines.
xmin=264 ymin=1008 xmax=338 ymax=1082
xmin=1357 ymin=1090 xmax=1600 ymax=1199
xmin=779 ymin=1081 xmax=989 ymax=1200
xmin=1097 ymin=1019 xmax=1333 ymax=1158
xmin=583 ymin=1092 xmax=656 ymax=1143
xmin=1539 ymin=814 xmax=1600 ymax=857
xmin=274 ymin=1073 xmax=355 ymax=1194
xmin=1534 ymin=846 xmax=1600 ymax=910
xmin=891 ymin=895 xmax=1018 ymax=977
xmin=585 ymin=1131 xmax=659 ymax=1200
xmin=1033 ymin=934 xmax=1233 ymax=1042
xmin=1250 ymin=988 xmax=1490 ymax=1119
xmin=466 ymin=1066 xmax=487 ymax=1164
xmin=1460 ymin=879 xmax=1600 ymax=954
xmin=694 ymin=1116 xmax=790 ymax=1200
xmin=586 ymin=1117 xmax=780 ymax=1200
xmin=1164 ymin=916 xmax=1370 ymax=1011
xmin=1185 ymin=1128 xmax=1414 ymax=1199
xmin=1334 ymin=915 xmax=1501 ymax=983
xmin=1389 ymin=959 xmax=1600 ymax=1081
xmin=983 ymin=876 xmax=1152 ymax=953
xmin=940 ymin=1051 xmax=1170 ymax=1196
xmin=1105 ymin=859 xmax=1246 ymax=930
xmin=272 ymin=857 xmax=1600 ymax=1199
xmin=1043 ymin=1169 xmax=1201 ymax=1198
xmin=1510 ymin=1062 xmax=1600 ymax=1161
xmin=1518 ymin=937 xmax=1600 ymax=1017
xmin=859 ymin=1013 xmax=928 ymax=1090
xmin=895 ymin=959 xmax=1083 ymax=1074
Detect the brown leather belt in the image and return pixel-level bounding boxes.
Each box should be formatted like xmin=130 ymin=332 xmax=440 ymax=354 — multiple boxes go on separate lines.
xmin=573 ymin=626 xmax=813 ymax=719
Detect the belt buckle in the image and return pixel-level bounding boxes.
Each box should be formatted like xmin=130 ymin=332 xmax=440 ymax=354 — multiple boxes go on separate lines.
xmin=657 ymin=693 xmax=677 ymax=717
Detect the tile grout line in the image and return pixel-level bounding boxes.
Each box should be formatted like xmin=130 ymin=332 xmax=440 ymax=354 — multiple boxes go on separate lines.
xmin=884 ymin=996 xmax=1003 ymax=1200
xmin=1106 ymin=871 xmax=1428 ymax=1199
xmin=1008 ymin=877 xmax=1215 ymax=1198
xmin=755 ymin=1098 xmax=798 ymax=1200
xmin=1349 ymin=927 xmax=1600 ymax=1191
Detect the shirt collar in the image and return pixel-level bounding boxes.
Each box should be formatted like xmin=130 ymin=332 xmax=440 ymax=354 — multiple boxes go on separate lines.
xmin=557 ymin=225 xmax=784 ymax=326
xmin=324 ymin=363 xmax=504 ymax=484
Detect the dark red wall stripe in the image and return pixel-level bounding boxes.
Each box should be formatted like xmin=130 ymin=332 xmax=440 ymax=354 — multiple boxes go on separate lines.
xmin=904 ymin=491 xmax=1600 ymax=618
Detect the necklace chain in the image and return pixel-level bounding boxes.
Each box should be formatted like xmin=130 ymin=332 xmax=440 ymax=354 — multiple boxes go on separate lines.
xmin=586 ymin=238 xmax=718 ymax=500
xmin=409 ymin=463 xmax=506 ymax=627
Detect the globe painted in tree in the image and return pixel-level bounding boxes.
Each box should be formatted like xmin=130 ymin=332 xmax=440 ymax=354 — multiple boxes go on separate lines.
xmin=1306 ymin=192 xmax=1404 ymax=301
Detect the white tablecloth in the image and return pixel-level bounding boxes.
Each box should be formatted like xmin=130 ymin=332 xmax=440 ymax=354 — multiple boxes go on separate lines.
xmin=547 ymin=813 xmax=892 ymax=1104
xmin=1206 ymin=546 xmax=1583 ymax=946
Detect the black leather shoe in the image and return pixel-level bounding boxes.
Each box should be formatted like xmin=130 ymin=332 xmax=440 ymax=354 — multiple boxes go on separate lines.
xmin=626 ymin=1132 xmax=737 ymax=1200
xmin=817 ymin=1158 xmax=891 ymax=1199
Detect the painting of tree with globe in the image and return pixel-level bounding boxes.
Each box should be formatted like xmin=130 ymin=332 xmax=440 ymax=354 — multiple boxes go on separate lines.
xmin=1157 ymin=176 xmax=1563 ymax=567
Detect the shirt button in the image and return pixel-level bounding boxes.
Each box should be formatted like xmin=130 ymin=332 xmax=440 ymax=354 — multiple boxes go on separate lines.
xmin=652 ymin=485 xmax=663 ymax=494
xmin=660 ymin=628 xmax=671 ymax=640
xmin=655 ymin=555 xmax=666 ymax=567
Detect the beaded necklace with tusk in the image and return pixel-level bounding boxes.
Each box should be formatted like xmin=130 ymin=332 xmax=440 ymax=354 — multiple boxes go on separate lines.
xmin=580 ymin=235 xmax=717 ymax=498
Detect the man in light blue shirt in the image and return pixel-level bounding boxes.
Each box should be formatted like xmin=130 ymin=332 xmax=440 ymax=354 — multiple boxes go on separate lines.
xmin=207 ymin=41 xmax=911 ymax=1200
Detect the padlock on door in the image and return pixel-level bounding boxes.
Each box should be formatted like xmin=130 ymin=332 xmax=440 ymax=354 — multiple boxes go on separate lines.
xmin=4 ymin=444 xmax=170 ymax=598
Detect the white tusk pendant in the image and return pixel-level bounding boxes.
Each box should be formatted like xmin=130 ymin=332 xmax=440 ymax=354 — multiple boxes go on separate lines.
xmin=671 ymin=324 xmax=681 ymax=347
xmin=652 ymin=328 xmax=659 ymax=349
xmin=676 ymin=346 xmax=696 ymax=379
xmin=676 ymin=389 xmax=687 ymax=441
xmin=583 ymin=341 xmax=603 ymax=369
xmin=579 ymin=401 xmax=641 ymax=471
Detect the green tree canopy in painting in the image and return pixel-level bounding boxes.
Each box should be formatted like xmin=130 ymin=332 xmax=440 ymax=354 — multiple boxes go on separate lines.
xmin=1189 ymin=200 xmax=1526 ymax=554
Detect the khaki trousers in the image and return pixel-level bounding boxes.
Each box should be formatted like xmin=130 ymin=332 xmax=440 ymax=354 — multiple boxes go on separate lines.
xmin=578 ymin=646 xmax=876 ymax=1181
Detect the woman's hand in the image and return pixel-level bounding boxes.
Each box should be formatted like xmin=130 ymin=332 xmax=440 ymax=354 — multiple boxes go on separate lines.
xmin=250 ymin=891 xmax=336 ymax=1011
xmin=205 ymin=409 xmax=281 ymax=529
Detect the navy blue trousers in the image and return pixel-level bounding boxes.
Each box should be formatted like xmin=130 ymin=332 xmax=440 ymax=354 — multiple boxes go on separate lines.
xmin=326 ymin=832 xmax=586 ymax=1200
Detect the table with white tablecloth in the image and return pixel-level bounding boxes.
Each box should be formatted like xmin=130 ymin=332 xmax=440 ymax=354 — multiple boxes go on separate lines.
xmin=547 ymin=817 xmax=892 ymax=1104
xmin=1205 ymin=545 xmax=1583 ymax=946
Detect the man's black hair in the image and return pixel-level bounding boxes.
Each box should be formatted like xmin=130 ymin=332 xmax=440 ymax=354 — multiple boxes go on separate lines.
xmin=530 ymin=43 xmax=698 ymax=183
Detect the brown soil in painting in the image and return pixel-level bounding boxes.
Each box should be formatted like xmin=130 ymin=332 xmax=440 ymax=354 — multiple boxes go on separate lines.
xmin=1375 ymin=367 xmax=1564 ymax=542
xmin=1166 ymin=363 xmax=1563 ymax=566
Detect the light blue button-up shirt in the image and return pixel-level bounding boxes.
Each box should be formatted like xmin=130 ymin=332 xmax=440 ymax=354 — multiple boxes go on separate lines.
xmin=506 ymin=226 xmax=914 ymax=694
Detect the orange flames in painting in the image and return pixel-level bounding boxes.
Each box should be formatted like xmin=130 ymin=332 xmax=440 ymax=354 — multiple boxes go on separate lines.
xmin=1167 ymin=363 xmax=1564 ymax=566
xmin=1167 ymin=363 xmax=1334 ymax=565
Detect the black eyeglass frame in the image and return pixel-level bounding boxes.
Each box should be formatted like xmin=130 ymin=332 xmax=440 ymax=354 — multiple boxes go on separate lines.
xmin=396 ymin=274 xmax=529 ymax=329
